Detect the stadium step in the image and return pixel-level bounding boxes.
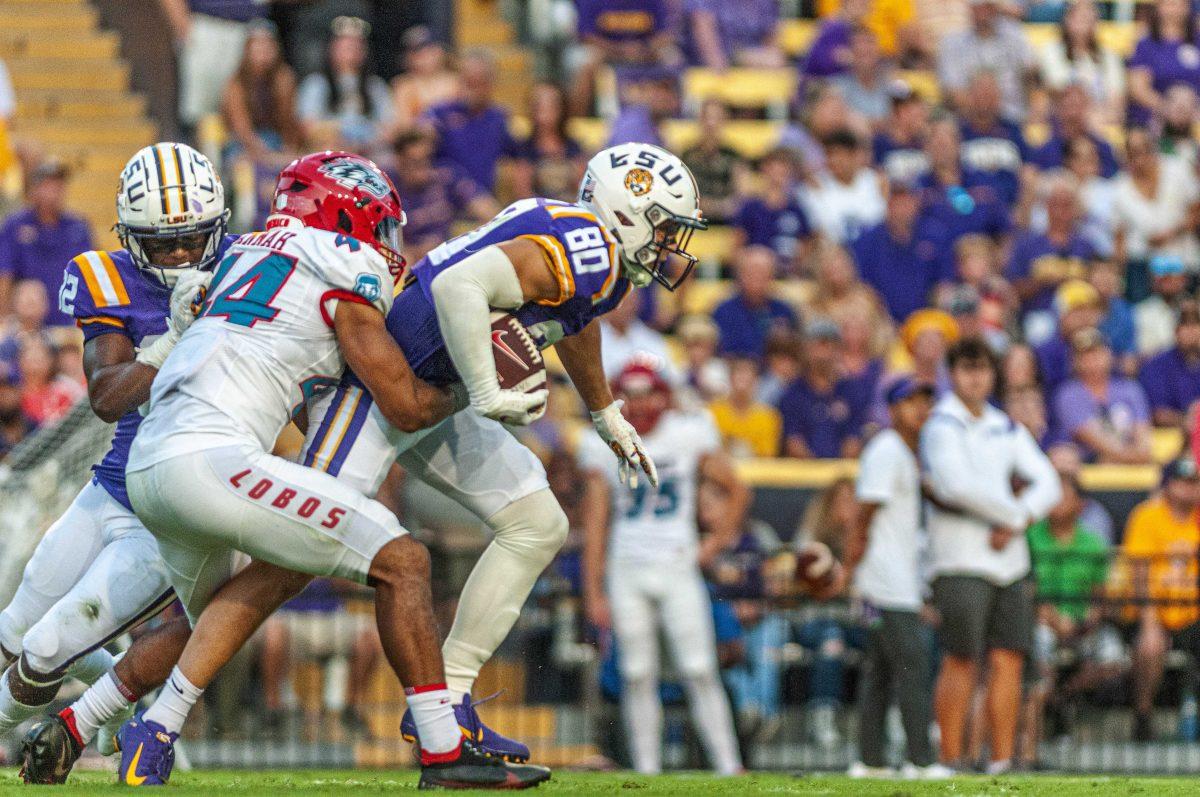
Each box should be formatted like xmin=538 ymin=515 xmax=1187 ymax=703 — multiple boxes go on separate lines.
xmin=0 ymin=32 xmax=119 ymax=60
xmin=11 ymin=119 xmax=156 ymax=147
xmin=0 ymin=5 xmax=97 ymax=31
xmin=8 ymin=59 xmax=129 ymax=92
xmin=16 ymin=90 xmax=146 ymax=122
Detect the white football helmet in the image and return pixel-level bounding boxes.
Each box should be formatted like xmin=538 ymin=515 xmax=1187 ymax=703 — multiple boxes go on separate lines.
xmin=578 ymin=142 xmax=706 ymax=291
xmin=115 ymin=142 xmax=229 ymax=287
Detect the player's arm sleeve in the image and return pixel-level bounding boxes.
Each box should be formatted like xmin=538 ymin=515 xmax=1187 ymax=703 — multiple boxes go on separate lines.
xmin=921 ymin=415 xmax=1027 ymax=528
xmin=317 ymin=240 xmax=394 ymax=325
xmin=429 ymin=244 xmax=525 ymax=409
xmin=63 ymin=257 xmax=128 ymax=342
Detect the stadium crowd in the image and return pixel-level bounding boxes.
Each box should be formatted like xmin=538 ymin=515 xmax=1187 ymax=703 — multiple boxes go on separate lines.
xmin=6 ymin=0 xmax=1200 ymax=775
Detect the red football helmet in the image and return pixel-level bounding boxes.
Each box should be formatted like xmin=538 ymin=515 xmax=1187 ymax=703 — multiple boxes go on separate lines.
xmin=611 ymin=355 xmax=672 ymax=435
xmin=268 ymin=151 xmax=406 ymax=278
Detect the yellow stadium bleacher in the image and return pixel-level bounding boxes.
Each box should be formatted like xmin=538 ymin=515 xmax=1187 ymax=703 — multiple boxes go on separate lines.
xmin=682 ymin=68 xmax=797 ymax=115
xmin=558 ymin=119 xmax=785 ymax=161
xmin=781 ymin=18 xmax=1139 ymax=64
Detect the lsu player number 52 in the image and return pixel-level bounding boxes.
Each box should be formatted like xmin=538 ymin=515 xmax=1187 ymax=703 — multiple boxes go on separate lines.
xmin=2 ymin=142 xmax=229 ymax=784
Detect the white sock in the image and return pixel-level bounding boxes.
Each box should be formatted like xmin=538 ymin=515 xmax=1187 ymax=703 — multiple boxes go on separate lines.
xmin=71 ymin=672 xmax=133 ymax=745
xmin=683 ymin=671 xmax=743 ymax=775
xmin=64 ymin=648 xmax=115 ymax=687
xmin=621 ymin=675 xmax=663 ymax=775
xmin=405 ymin=684 xmax=461 ymax=758
xmin=142 ymin=666 xmax=202 ymax=735
xmin=0 ymin=665 xmax=42 ymax=732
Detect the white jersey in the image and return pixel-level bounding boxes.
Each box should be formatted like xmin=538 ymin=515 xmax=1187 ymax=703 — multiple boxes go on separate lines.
xmin=130 ymin=225 xmax=393 ymax=470
xmin=579 ymin=409 xmax=720 ymax=567
xmin=799 ymin=168 xmax=885 ymax=244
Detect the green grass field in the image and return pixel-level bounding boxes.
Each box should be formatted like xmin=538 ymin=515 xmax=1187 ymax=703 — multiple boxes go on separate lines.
xmin=1 ymin=770 xmax=1197 ymax=796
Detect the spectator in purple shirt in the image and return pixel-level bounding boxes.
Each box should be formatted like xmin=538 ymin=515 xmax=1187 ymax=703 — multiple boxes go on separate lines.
xmin=916 ymin=116 xmax=1011 ymax=245
xmin=1028 ymin=83 xmax=1119 ymax=178
xmin=1035 ymin=279 xmax=1105 ymax=396
xmin=1052 ymin=327 xmax=1154 ymax=463
xmin=510 ymin=82 xmax=586 ymax=203
xmin=388 ymin=130 xmax=499 ymax=264
xmin=732 ymin=148 xmax=813 ymax=273
xmin=871 ymin=82 xmax=930 ymax=183
xmin=1006 ymin=172 xmax=1097 ymax=341
xmin=802 ymin=0 xmax=868 ymax=79
xmin=569 ymin=0 xmax=679 ymax=116
xmin=957 ymin=71 xmax=1031 ymax=208
xmin=1140 ymin=300 xmax=1200 ymax=427
xmin=422 ymin=50 xmax=516 ymax=192
xmin=684 ymin=0 xmax=783 ymax=70
xmin=778 ymin=317 xmax=866 ymax=458
xmin=852 ymin=178 xmax=953 ymax=322
xmin=0 ymin=160 xmax=93 ymax=326
xmin=1126 ymin=0 xmax=1200 ymax=126
xmin=712 ymin=245 xmax=800 ymax=357
xmin=829 ymin=26 xmax=893 ymax=127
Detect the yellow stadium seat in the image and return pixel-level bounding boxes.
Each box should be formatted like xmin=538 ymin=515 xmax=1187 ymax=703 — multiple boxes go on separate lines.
xmin=1151 ymin=427 xmax=1185 ymax=463
xmin=566 ymin=117 xmax=609 ymax=152
xmin=683 ymin=68 xmax=796 ymax=113
xmin=779 ymin=19 xmax=819 ymax=57
xmin=687 ymin=225 xmax=738 ymax=267
xmin=1023 ymin=22 xmax=1137 ymax=58
xmin=894 ymin=70 xmax=941 ymax=105
xmin=662 ymin=119 xmax=784 ymax=160
xmin=681 ymin=279 xmax=734 ymax=316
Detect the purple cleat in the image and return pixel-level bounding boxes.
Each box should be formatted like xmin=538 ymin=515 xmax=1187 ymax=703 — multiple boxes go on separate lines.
xmin=401 ymin=693 xmax=532 ymax=763
xmin=116 ymin=713 xmax=177 ymax=786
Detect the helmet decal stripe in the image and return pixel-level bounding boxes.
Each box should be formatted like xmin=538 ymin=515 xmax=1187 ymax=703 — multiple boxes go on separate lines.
xmin=170 ymin=144 xmax=187 ymax=217
xmin=152 ymin=144 xmax=172 ymax=216
xmin=97 ymin=251 xmax=130 ymax=304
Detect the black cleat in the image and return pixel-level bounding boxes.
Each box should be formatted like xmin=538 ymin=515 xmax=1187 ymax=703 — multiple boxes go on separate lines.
xmin=418 ymin=738 xmax=551 ymax=790
xmin=20 ymin=709 xmax=83 ymax=784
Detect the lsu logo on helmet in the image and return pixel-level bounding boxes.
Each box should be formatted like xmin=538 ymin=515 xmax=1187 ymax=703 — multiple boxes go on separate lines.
xmin=624 ymin=168 xmax=654 ymax=197
xmin=318 ymin=158 xmax=391 ymax=199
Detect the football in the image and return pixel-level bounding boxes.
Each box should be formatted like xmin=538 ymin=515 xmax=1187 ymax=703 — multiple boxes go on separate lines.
xmin=490 ymin=311 xmax=548 ymax=397
xmin=794 ymin=540 xmax=841 ymax=597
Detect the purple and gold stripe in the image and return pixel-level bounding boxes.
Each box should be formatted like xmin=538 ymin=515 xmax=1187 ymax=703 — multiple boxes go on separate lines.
xmin=303 ymin=385 xmax=373 ymax=476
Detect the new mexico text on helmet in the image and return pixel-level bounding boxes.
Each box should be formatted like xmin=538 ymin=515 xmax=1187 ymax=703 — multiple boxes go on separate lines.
xmin=116 ymin=142 xmax=229 ymax=287
xmin=577 ymin=143 xmax=706 ymax=292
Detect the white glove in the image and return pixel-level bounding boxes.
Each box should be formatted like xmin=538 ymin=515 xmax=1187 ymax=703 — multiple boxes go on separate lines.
xmin=591 ymin=401 xmax=659 ymax=489
xmin=136 ymin=270 xmax=212 ymax=370
xmin=476 ymin=388 xmax=549 ymax=426
xmin=167 ymin=269 xmax=213 ymax=336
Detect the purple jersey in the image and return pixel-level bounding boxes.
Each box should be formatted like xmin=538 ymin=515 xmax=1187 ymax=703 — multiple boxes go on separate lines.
xmin=959 ymin=119 xmax=1028 ymax=207
xmin=381 ymin=198 xmax=632 ymax=385
xmin=61 ymin=238 xmax=235 ymax=510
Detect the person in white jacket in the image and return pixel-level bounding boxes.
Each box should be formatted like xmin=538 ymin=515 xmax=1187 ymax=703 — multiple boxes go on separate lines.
xmin=920 ymin=337 xmax=1061 ymax=775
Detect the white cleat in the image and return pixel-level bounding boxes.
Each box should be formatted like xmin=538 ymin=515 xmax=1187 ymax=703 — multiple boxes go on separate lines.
xmin=848 ymin=761 xmax=896 ymax=779
xmin=900 ymin=762 xmax=956 ymax=780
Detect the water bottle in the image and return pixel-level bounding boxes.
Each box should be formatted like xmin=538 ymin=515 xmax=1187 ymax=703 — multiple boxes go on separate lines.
xmin=1179 ymin=689 xmax=1198 ymax=742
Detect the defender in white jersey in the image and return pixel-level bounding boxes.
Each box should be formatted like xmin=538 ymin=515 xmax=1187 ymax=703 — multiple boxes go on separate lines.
xmin=118 ymin=151 xmax=547 ymax=789
xmin=580 ymin=359 xmax=745 ymax=776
